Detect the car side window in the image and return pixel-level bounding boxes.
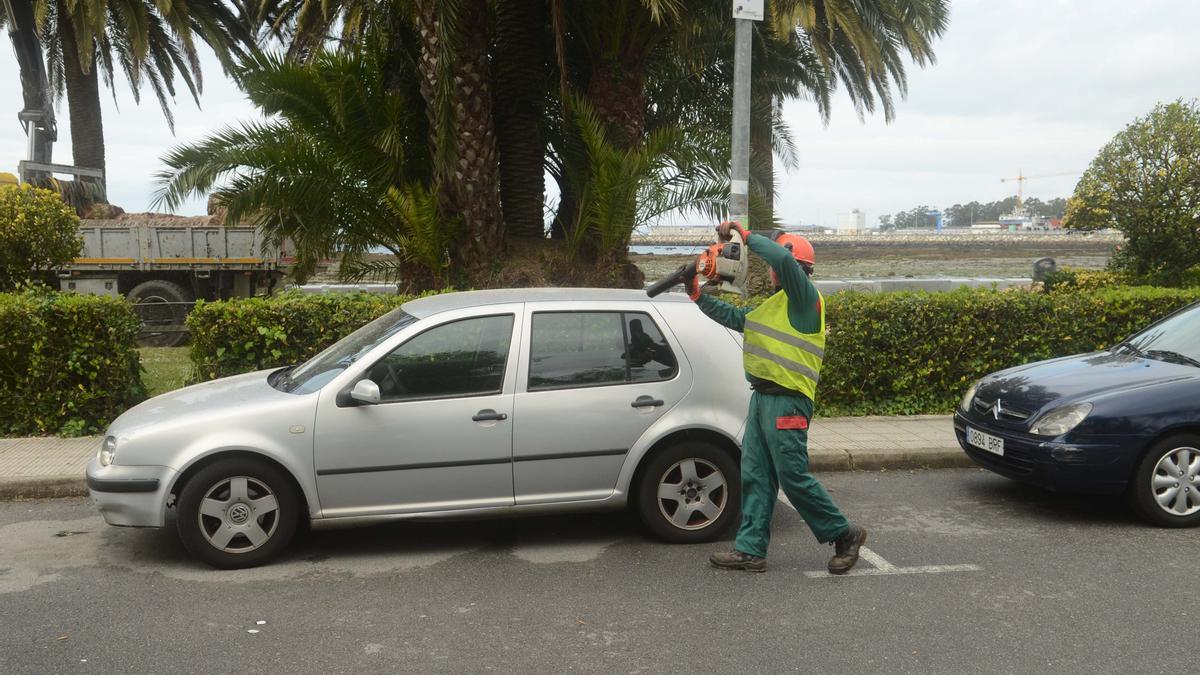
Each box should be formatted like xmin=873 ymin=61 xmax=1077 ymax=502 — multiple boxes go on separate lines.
xmin=624 ymin=313 xmax=678 ymax=382
xmin=528 ymin=311 xmax=677 ymax=391
xmin=368 ymin=314 xmax=514 ymax=401
xmin=529 ymin=313 xmax=627 ymax=390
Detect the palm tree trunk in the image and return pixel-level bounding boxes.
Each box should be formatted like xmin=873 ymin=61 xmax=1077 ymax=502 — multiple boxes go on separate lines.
xmin=493 ymin=0 xmax=548 ymax=239
xmin=57 ymin=6 xmax=106 ymax=195
xmin=414 ymin=0 xmax=505 ymax=277
xmin=746 ymin=93 xmax=777 ymax=295
xmin=580 ymin=52 xmax=647 ymax=263
xmin=585 ymin=60 xmax=646 ymax=147
xmin=750 ymin=92 xmax=775 ymax=227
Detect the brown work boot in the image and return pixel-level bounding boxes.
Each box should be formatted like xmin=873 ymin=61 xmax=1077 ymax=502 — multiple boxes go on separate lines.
xmin=709 ymin=550 xmax=766 ymax=573
xmin=827 ymin=524 xmax=868 ymax=575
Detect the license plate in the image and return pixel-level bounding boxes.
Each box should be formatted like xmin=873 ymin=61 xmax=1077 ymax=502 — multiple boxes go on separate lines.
xmin=967 ymin=427 xmax=1004 ymax=456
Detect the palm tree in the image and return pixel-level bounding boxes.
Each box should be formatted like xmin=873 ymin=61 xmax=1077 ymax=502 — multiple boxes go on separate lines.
xmin=552 ymin=94 xmax=727 ymax=285
xmin=257 ymin=0 xmax=389 ymax=60
xmin=642 ymin=8 xmax=827 ymax=223
xmin=772 ymin=0 xmax=950 ymax=121
xmin=542 ymin=0 xmax=948 ymax=283
xmin=12 ymin=0 xmax=253 ymax=195
xmin=224 ymin=0 xmax=948 ymax=283
xmin=152 ymin=41 xmax=457 ymax=289
xmin=261 ymin=0 xmax=505 ymax=273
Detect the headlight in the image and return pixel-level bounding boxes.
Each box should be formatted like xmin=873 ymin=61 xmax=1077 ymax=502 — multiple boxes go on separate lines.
xmin=1030 ymin=403 xmax=1093 ymax=437
xmin=959 ymin=380 xmax=981 ymax=412
xmin=99 ymin=436 xmax=117 ymax=466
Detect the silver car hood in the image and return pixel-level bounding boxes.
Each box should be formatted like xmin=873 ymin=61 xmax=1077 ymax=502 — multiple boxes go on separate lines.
xmin=108 ymin=369 xmax=301 ymax=439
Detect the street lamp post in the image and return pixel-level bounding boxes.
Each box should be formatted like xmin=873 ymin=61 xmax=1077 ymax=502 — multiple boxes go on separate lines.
xmin=729 ymin=1 xmax=762 ymax=232
xmin=729 ymin=1 xmax=762 ymax=298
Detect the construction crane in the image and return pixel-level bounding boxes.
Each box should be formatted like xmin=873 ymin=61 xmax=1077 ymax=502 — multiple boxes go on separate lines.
xmin=3 ymin=0 xmax=102 ymax=187
xmin=1000 ymin=170 xmax=1077 ymax=213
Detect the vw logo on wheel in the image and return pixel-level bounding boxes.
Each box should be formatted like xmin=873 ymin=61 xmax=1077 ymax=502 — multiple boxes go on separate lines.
xmin=227 ymin=503 xmax=251 ymax=525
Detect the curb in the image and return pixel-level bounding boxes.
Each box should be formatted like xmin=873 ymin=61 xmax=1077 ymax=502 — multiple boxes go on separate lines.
xmin=0 ymin=477 xmax=89 ymax=502
xmin=848 ymin=447 xmax=975 ymax=471
xmin=810 ymin=447 xmax=973 ymax=472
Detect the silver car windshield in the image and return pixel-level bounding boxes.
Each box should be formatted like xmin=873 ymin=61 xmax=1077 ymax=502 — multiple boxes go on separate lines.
xmin=1122 ymin=303 xmax=1200 ymax=367
xmin=279 ymin=307 xmax=419 ymax=394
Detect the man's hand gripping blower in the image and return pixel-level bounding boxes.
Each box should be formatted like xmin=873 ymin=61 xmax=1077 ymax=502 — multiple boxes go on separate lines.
xmin=645 ymin=224 xmax=749 ymax=298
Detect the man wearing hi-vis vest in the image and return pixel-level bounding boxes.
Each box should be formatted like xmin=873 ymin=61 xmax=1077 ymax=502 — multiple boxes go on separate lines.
xmin=684 ymin=220 xmax=867 ymax=574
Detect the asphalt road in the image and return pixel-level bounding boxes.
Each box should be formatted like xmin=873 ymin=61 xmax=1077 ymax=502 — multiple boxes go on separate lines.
xmin=1 ymin=468 xmax=1192 ymax=674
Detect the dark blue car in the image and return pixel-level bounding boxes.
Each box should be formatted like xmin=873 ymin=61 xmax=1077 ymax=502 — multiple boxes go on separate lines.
xmin=954 ymin=300 xmax=1200 ymax=527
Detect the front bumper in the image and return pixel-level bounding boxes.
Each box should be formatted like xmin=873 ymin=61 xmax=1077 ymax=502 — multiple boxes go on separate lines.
xmin=952 ymin=413 xmax=1134 ymax=495
xmin=86 ymin=457 xmax=178 ymax=527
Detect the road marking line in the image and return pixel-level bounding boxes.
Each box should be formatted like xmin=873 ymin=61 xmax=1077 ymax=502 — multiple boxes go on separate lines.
xmin=776 ymin=492 xmax=981 ymax=579
xmin=858 ymin=546 xmax=897 ymax=572
xmin=804 ymin=564 xmax=982 ymax=579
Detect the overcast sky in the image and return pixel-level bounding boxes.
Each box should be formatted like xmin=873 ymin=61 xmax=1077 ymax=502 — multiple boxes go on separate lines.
xmin=2 ymin=0 xmax=1198 ymax=227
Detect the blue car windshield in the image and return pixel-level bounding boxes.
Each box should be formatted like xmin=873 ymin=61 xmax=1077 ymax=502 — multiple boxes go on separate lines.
xmin=278 ymin=307 xmax=419 ymax=394
xmin=1122 ymin=303 xmax=1200 ymax=367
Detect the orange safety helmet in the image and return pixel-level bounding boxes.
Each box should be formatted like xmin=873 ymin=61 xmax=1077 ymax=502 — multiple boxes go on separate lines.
xmin=774 ymin=232 xmax=816 ymax=266
xmin=768 ymin=232 xmax=815 ymax=288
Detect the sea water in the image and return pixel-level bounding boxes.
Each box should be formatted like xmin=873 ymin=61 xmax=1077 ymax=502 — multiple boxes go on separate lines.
xmin=629 ymin=245 xmax=707 ymax=256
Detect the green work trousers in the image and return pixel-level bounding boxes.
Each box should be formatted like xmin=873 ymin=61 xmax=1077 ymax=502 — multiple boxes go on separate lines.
xmin=734 ymin=391 xmax=849 ymax=558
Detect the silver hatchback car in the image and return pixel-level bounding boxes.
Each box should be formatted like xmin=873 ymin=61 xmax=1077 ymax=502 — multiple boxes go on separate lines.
xmin=87 ymin=289 xmax=751 ymax=568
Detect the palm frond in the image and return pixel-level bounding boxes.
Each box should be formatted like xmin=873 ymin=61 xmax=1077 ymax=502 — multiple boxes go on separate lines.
xmin=152 ymin=40 xmax=444 ymax=288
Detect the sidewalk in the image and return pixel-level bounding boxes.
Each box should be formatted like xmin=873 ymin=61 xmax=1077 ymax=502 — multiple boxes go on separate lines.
xmin=806 ymin=415 xmax=970 ymax=471
xmin=0 ymin=435 xmax=100 ymax=500
xmin=0 ymin=416 xmax=970 ymax=501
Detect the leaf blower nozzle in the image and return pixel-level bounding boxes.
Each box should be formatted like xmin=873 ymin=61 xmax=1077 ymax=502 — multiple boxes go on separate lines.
xmin=645 ymin=262 xmax=698 ymax=298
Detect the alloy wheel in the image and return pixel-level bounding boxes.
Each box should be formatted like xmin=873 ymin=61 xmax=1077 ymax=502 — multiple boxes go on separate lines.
xmin=657 ymin=458 xmax=728 ymax=530
xmin=197 ymin=476 xmax=281 ymax=553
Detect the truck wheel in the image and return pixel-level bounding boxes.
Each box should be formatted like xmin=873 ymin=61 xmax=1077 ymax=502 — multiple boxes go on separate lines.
xmin=635 ymin=441 xmax=740 ymax=543
xmin=129 ymin=279 xmax=193 ymax=347
xmin=176 ymin=457 xmax=300 ymax=569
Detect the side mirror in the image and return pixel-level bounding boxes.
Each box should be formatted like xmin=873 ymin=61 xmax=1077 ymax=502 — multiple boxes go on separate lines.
xmin=349 ymin=379 xmax=381 ymax=405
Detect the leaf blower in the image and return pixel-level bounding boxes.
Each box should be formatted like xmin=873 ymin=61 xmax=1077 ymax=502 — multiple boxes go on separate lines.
xmin=645 ymin=226 xmax=749 ymax=298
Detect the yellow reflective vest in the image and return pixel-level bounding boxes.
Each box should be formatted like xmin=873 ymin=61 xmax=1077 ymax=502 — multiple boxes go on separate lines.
xmin=742 ymin=289 xmax=826 ymax=400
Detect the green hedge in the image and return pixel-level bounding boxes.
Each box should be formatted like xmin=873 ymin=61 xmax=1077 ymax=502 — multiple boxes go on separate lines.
xmin=0 ymin=288 xmax=145 ymax=436
xmin=1043 ymin=266 xmax=1200 ymax=293
xmin=1041 ymin=267 xmax=1129 ymax=294
xmin=188 ymin=286 xmax=1200 ymax=417
xmin=188 ymin=292 xmax=412 ymax=380
xmin=808 ymin=286 xmax=1200 ymax=415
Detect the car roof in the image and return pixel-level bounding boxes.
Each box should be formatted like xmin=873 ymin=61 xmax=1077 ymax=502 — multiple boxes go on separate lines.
xmin=402 ymin=288 xmax=690 ymax=317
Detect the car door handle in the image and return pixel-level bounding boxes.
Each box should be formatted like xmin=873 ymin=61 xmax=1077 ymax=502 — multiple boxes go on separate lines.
xmin=472 ymin=409 xmax=508 ymax=422
xmin=631 ymin=396 xmax=665 ymax=409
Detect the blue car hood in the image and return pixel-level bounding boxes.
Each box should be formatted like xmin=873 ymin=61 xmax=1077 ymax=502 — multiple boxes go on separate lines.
xmin=978 ymin=351 xmax=1199 ymax=413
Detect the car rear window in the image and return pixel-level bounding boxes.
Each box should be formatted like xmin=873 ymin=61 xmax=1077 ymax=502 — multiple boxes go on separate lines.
xmin=528 ymin=311 xmax=677 ymax=391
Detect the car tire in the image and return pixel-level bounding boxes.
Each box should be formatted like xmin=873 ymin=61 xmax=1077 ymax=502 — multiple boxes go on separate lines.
xmin=635 ymin=441 xmax=740 ymax=543
xmin=176 ymin=458 xmax=300 ymax=569
xmin=128 ymin=279 xmax=193 ymax=347
xmin=1129 ymin=434 xmax=1200 ymax=528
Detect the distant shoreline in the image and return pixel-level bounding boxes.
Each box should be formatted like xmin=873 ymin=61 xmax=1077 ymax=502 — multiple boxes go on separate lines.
xmin=631 ymin=233 xmax=1114 ymax=281
xmin=630 ymin=230 xmax=1123 ymax=247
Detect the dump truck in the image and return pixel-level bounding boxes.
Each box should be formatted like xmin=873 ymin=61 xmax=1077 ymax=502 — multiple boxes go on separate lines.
xmin=58 ymin=215 xmax=293 ymax=346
